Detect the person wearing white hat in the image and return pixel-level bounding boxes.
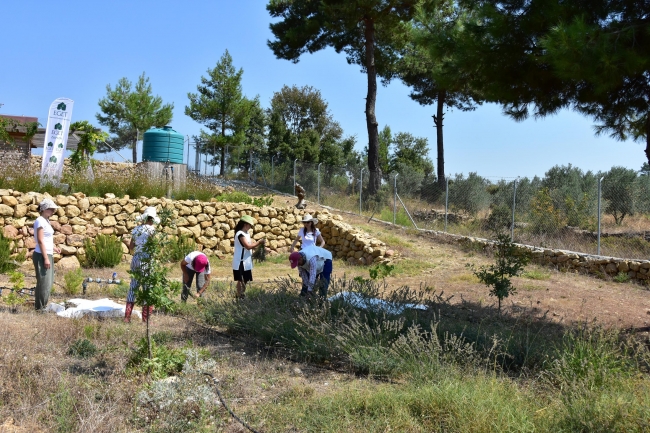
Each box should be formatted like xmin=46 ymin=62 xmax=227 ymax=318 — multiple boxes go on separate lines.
xmin=290 ymin=213 xmax=325 ymax=251
xmin=32 ymin=198 xmax=62 ymax=310
xmin=232 ymin=215 xmax=265 ymax=299
xmin=125 ymin=207 xmax=158 ymax=322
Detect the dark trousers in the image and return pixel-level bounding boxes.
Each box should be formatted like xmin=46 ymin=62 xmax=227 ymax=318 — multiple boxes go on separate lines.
xmin=300 ymin=259 xmax=333 ymax=298
xmin=182 ymin=269 xmax=206 ymax=302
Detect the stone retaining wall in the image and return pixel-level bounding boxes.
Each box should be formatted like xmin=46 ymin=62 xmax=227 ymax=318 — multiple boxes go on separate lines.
xmin=30 ymin=155 xmax=136 ymax=177
xmin=0 ymin=189 xmax=389 ymax=266
xmin=425 ymin=230 xmax=650 ymax=283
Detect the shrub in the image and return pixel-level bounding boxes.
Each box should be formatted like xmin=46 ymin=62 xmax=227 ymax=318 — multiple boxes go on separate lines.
xmin=448 ymin=172 xmax=492 ymax=216
xmin=469 ymin=232 xmax=530 ymax=313
xmin=67 ymin=339 xmax=97 ymax=358
xmin=128 ymin=337 xmax=186 ymax=379
xmin=163 ymin=235 xmax=196 ymax=263
xmin=0 ymin=233 xmax=20 ymax=274
xmin=83 ymin=234 xmax=123 ymax=268
xmin=63 ymin=268 xmax=84 ymax=295
xmin=213 ymin=191 xmax=252 ymax=204
xmin=252 ymin=194 xmax=274 ymax=207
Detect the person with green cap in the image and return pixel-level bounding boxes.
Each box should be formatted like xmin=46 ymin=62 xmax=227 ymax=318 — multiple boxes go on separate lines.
xmin=232 ymin=215 xmax=265 ymax=298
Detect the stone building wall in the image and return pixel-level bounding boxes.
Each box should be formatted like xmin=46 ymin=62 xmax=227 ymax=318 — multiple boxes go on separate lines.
xmin=0 ymin=189 xmax=389 ymax=266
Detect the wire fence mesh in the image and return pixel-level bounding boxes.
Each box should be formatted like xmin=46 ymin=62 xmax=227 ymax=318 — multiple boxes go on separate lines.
xmin=191 ymin=147 xmax=650 ymax=261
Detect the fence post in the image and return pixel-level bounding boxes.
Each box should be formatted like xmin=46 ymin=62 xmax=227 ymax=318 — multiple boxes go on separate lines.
xmin=271 ymin=155 xmax=275 ymax=189
xmin=445 ymin=177 xmax=449 ymax=232
xmin=393 ymin=173 xmax=398 ymax=224
xmin=293 ymin=159 xmax=298 ymax=194
xmin=317 ymin=162 xmax=322 ymax=205
xmin=511 ymin=177 xmax=518 ymax=242
xmin=597 ymin=176 xmax=603 ymax=255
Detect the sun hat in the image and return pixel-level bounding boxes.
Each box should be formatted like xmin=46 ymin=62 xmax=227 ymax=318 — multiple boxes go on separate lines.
xmin=137 ymin=206 xmax=161 ymax=224
xmin=38 ymin=198 xmax=60 ymax=212
xmin=301 ymin=213 xmax=318 ymax=225
xmin=289 ymin=251 xmax=304 ymax=269
xmin=240 ymin=215 xmax=257 ymax=226
xmin=193 ymin=253 xmax=209 ymax=273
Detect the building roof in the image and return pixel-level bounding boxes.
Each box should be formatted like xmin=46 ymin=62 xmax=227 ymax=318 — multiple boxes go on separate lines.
xmin=32 ymin=128 xmax=82 ymax=150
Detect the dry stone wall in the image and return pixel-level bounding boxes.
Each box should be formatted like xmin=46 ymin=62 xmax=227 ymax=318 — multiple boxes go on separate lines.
xmin=30 ymin=156 xmax=136 ymax=177
xmin=0 ymin=189 xmax=389 ymax=266
xmin=427 ymin=231 xmax=650 ymax=283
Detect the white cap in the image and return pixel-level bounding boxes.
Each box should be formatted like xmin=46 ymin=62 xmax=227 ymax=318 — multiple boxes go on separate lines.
xmin=38 ymin=198 xmax=60 ymax=212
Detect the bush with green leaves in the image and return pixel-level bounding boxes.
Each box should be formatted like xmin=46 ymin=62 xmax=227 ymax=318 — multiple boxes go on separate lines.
xmin=128 ymin=337 xmax=186 ymax=379
xmin=67 ymin=339 xmax=97 ymax=358
xmin=83 ymin=234 xmax=123 ymax=268
xmin=448 ymin=172 xmax=492 ymax=216
xmin=163 ymin=235 xmax=196 ymax=263
xmin=213 ymin=191 xmax=252 ymax=204
xmin=63 ymin=268 xmax=84 ymax=295
xmin=0 ymin=233 xmax=22 ymax=274
xmin=469 ymin=232 xmax=530 ymax=313
xmin=602 ymin=166 xmax=638 ymax=225
xmin=5 ymin=271 xmax=27 ymax=312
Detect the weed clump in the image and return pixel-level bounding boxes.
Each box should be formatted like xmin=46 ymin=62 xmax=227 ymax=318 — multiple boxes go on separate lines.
xmin=83 ymin=234 xmax=123 ymax=268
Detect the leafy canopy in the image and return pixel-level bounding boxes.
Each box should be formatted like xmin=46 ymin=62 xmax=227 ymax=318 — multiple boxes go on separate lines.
xmin=96 ymin=72 xmax=173 ymax=163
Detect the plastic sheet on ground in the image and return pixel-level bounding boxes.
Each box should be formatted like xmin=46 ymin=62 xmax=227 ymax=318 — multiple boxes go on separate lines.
xmin=327 ymin=291 xmax=428 ymax=315
xmin=46 ymin=298 xmax=142 ymax=319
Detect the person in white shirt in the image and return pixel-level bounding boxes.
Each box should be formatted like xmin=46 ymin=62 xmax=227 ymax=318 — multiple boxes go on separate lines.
xmin=125 ymin=207 xmax=158 ymax=323
xmin=232 ymin=215 xmax=265 ymax=299
xmin=290 ymin=214 xmax=325 ymax=251
xmin=32 ymin=198 xmax=62 ymax=310
xmin=180 ymin=251 xmax=211 ymax=302
xmin=288 ymin=245 xmax=333 ymax=298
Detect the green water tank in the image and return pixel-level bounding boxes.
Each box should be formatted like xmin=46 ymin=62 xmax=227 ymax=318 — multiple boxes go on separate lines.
xmin=142 ymin=126 xmax=184 ymax=164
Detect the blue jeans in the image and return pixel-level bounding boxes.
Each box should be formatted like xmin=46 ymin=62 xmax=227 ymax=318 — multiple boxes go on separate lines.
xmin=300 ymin=259 xmax=333 ymax=298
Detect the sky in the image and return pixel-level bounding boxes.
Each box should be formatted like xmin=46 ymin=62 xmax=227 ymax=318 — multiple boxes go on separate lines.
xmin=1 ymin=0 xmax=644 ymax=179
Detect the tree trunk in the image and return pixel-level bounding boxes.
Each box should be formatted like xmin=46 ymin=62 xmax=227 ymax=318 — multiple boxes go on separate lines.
xmin=220 ymin=124 xmax=226 ymax=176
xmin=364 ymin=19 xmax=381 ymax=196
xmin=132 ymin=130 xmax=138 ymax=164
xmin=646 ymin=116 xmax=650 ymax=165
xmin=435 ymin=90 xmax=446 ymax=187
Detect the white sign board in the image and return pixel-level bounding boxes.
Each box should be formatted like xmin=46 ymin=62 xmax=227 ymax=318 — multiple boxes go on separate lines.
xmin=41 ymin=97 xmax=74 ymax=183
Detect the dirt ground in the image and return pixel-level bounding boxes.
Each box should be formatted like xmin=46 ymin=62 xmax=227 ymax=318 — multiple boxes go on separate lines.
xmin=2 ymin=201 xmax=650 ymax=332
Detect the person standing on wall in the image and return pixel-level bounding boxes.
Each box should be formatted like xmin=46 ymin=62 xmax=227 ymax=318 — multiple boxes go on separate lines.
xmin=180 ymin=251 xmax=211 ymax=302
xmin=288 ymin=245 xmax=333 ymax=298
xmin=232 ymin=215 xmax=265 ymax=299
xmin=33 ymin=198 xmax=62 ymax=310
xmin=125 ymin=207 xmax=159 ymax=323
xmin=290 ymin=213 xmax=325 ymax=251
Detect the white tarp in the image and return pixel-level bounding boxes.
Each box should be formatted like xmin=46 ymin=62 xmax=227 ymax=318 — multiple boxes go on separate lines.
xmin=327 ymin=291 xmax=428 ymax=315
xmin=46 ymin=298 xmax=141 ymax=319
xmin=41 ymin=97 xmax=74 ymax=183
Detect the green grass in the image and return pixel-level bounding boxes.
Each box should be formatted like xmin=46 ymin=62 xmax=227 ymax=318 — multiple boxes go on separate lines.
xmin=390 ymin=259 xmax=434 ymax=276
xmin=448 ymin=273 xmax=480 ymax=283
xmin=196 ymin=278 xmax=650 ymax=432
xmin=522 ymin=269 xmax=552 ymax=280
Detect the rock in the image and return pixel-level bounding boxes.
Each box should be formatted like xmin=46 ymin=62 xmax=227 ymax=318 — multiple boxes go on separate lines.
xmin=102 ymin=216 xmax=117 ymax=227
xmin=66 ymin=234 xmax=85 ymax=247
xmin=65 ymin=205 xmax=81 ymax=217
xmin=385 ymin=249 xmax=395 ymax=258
xmin=13 ymin=204 xmax=27 ymax=218
xmin=2 ymin=196 xmax=18 ymax=206
xmin=59 ymin=244 xmax=77 ymax=255
xmin=3 ymin=226 xmax=19 ymax=239
xmin=0 ymin=204 xmax=14 ymax=216
xmin=60 ymin=224 xmax=73 ymax=235
xmin=93 ymin=205 xmax=108 ymax=218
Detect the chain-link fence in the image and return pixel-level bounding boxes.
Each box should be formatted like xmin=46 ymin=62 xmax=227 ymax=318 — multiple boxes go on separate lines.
xmin=190 ymin=147 xmax=650 ymax=260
